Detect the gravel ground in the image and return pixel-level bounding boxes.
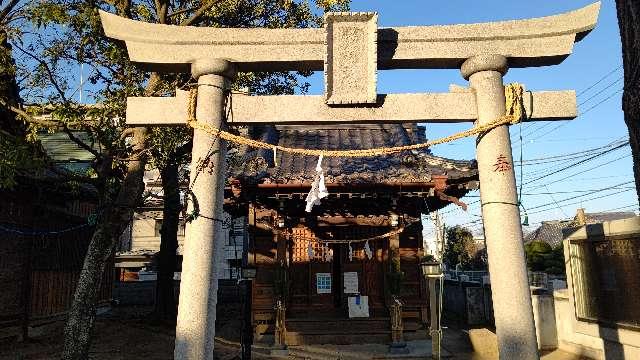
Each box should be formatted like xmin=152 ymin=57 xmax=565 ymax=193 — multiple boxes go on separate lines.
xmin=0 ymin=306 xmax=243 ymax=360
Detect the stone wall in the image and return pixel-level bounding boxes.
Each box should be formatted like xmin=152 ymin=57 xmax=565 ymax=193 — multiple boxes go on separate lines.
xmin=547 ymin=217 xmax=640 ymax=359
xmin=113 ymin=279 xmax=242 ymax=307
xmin=443 ymin=279 xmax=493 ymax=326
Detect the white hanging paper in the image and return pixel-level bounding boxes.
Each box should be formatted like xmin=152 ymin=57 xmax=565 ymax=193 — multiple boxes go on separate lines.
xmin=273 ymin=146 xmax=277 ymax=166
xmin=307 ymin=242 xmax=314 ymax=259
xmin=305 ymin=154 xmax=329 ymax=212
xmin=348 ymin=295 xmax=369 ymax=318
xmin=364 ymin=240 xmax=372 ymax=260
xmin=348 ymin=242 xmax=353 ymax=262
xmin=326 ymin=247 xmax=333 ymax=262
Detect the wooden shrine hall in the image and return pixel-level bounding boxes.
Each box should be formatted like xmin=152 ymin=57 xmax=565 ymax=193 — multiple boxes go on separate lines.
xmin=227 ymin=124 xmax=478 ymax=345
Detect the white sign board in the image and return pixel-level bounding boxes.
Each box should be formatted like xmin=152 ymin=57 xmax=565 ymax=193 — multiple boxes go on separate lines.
xmin=348 ymin=295 xmax=369 ymax=318
xmin=316 ymin=273 xmax=332 ymax=294
xmin=343 ymin=272 xmax=359 ymax=294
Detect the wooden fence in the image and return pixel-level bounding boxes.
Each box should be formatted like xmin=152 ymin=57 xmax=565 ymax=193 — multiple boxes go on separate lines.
xmin=0 ymin=189 xmax=112 ymax=339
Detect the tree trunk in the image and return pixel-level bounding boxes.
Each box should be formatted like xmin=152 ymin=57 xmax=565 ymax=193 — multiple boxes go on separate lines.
xmin=154 ymin=159 xmax=180 ymax=320
xmin=615 ymin=0 xmax=640 ymax=208
xmin=61 ymin=126 xmax=149 ymax=360
xmin=61 ymin=72 xmax=161 ymax=360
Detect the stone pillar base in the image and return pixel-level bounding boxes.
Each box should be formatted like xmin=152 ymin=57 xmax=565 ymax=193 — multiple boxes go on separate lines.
xmin=269 ymin=346 xmax=289 ymax=357
xmin=388 ymin=342 xmax=410 ymax=354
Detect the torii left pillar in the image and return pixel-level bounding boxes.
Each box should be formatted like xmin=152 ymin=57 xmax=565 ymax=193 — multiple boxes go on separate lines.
xmin=175 ymin=59 xmax=235 ymax=360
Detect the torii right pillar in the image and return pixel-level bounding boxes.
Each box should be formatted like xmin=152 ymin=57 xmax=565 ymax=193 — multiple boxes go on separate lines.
xmin=462 ymin=54 xmax=539 ymax=360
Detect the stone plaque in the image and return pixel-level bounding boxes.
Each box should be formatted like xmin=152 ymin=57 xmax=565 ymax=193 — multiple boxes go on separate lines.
xmin=324 ymin=12 xmax=377 ymax=105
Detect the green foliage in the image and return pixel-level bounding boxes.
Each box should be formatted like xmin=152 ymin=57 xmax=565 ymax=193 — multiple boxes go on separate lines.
xmin=18 ymin=0 xmax=353 ymax=200
xmin=4 ymin=1 xmax=353 ymax=357
xmin=421 ymin=254 xmax=436 ymax=263
xmin=0 ymin=132 xmax=45 ymax=188
xmin=524 ymin=241 xmax=565 ymax=274
xmin=443 ymin=225 xmax=484 ymax=270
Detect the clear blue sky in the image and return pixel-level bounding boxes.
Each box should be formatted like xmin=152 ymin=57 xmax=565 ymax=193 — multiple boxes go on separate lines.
xmin=69 ymin=1 xmax=631 ymax=234
xmin=303 ymin=0 xmax=634 ymax=235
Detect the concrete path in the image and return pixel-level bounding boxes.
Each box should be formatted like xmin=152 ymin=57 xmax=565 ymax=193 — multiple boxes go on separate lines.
xmin=286 ymin=340 xmax=451 ymax=359
xmin=262 ymin=327 xmax=595 ymax=360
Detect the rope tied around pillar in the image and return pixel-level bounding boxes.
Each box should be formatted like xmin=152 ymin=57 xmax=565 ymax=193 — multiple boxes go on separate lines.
xmin=186 ymin=83 xmax=525 ymax=158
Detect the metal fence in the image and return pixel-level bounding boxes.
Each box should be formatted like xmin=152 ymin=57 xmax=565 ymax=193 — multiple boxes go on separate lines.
xmin=444 ymin=270 xmax=566 ymax=291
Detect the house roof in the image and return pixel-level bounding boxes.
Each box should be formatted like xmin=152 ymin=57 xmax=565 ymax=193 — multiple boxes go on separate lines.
xmin=229 ymin=124 xmax=478 ymax=185
xmin=39 ymin=131 xmax=97 ymax=163
xmin=524 ymin=211 xmax=637 ymax=247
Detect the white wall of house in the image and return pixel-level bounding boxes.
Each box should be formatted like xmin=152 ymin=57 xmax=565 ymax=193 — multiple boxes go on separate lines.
xmin=131 ymin=211 xmax=186 ymax=252
xmin=130 ymin=210 xmax=245 ymax=280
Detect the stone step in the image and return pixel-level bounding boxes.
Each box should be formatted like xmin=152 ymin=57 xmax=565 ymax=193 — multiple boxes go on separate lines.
xmin=285 ymin=332 xmax=391 ymax=346
xmin=286 ymin=317 xmax=390 ymax=333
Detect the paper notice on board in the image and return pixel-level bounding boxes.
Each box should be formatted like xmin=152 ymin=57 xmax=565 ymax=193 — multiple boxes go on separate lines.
xmin=348 ymin=295 xmax=369 ymax=318
xmin=343 ymin=272 xmax=359 ymax=294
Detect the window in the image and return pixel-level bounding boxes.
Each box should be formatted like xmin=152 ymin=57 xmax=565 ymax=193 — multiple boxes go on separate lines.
xmin=155 ymin=219 xmax=186 ymax=237
xmin=316 ymin=273 xmax=332 ymax=294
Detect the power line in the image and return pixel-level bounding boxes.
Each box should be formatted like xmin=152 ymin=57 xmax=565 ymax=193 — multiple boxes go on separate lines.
xmin=519 ymin=149 xmax=630 ymax=180
xmin=579 ymin=88 xmax=623 ymax=116
xmin=577 ymin=76 xmax=623 ymax=107
xmin=523 ymin=141 xmax=629 ymax=185
xmin=527 ymin=153 xmax=631 ymax=189
xmin=519 ymin=186 xmax=635 ymax=196
xmin=515 ymin=65 xmax=620 ymax=139
xmin=576 ymin=65 xmax=622 ymax=97
xmin=525 ymin=87 xmax=622 ymax=142
xmin=512 ymin=65 xmax=623 ymax=145
xmin=527 ymin=188 xmax=635 ymax=215
xmin=515 ymin=137 xmax=627 ymax=165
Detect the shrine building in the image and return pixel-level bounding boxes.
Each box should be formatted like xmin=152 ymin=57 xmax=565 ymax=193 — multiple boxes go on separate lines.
xmin=226 ymin=123 xmax=478 ymax=345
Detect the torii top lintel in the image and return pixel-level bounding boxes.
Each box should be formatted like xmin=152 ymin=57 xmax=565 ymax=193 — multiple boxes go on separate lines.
xmin=99 ymin=2 xmax=599 ymax=74
xmin=105 ymin=3 xmax=599 ymax=125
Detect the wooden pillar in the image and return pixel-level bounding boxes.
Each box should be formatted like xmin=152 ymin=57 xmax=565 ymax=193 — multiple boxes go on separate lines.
xmin=174 ymin=59 xmax=235 ymax=360
xmin=388 ymin=217 xmax=406 ymax=350
xmin=428 ymin=278 xmax=441 ymax=359
xmin=273 ymin=227 xmax=288 ymax=349
xmin=462 ymin=54 xmax=538 ymax=360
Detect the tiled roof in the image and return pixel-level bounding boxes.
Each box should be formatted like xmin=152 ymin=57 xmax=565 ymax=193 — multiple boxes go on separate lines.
xmin=524 ymin=212 xmax=637 ymax=247
xmin=524 ymin=220 xmax=572 ymax=248
xmin=39 ymin=131 xmax=97 ymax=162
xmin=230 ymin=124 xmax=478 ymax=185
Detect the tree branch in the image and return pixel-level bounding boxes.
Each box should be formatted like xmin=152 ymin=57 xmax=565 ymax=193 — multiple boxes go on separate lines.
xmin=12 ymin=42 xmax=68 ymax=103
xmin=62 ymin=125 xmax=103 ymax=159
xmin=180 ymin=0 xmax=221 ymax=26
xmin=167 ymin=6 xmax=197 ymax=18
xmin=48 ymin=165 xmax=100 ymax=186
xmin=0 ymin=98 xmax=59 ymax=127
xmin=0 ymin=0 xmax=20 ymax=24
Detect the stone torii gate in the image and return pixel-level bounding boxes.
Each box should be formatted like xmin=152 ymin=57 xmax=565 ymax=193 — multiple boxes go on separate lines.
xmin=100 ymin=3 xmax=600 ymax=359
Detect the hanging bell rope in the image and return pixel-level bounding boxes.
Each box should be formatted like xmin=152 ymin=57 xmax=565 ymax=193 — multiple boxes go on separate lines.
xmin=186 ymin=83 xmax=525 ymax=158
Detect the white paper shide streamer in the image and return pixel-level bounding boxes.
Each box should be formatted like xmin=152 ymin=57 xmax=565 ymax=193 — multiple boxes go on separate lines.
xmin=364 ymin=240 xmax=372 ymax=260
xmin=305 ymin=154 xmax=329 ymax=212
xmin=307 ymin=242 xmax=314 ymax=259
